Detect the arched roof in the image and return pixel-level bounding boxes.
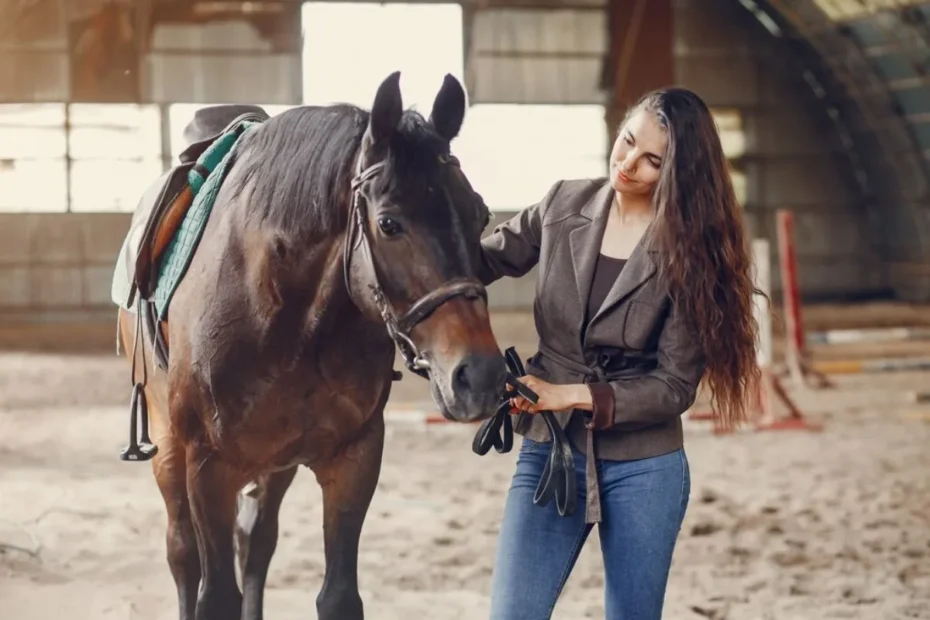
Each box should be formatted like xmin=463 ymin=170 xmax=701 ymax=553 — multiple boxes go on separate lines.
xmin=744 ymin=0 xmax=930 ymax=301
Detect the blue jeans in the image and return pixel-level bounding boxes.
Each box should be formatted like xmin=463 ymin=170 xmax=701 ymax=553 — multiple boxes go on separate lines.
xmin=489 ymin=437 xmax=690 ymax=620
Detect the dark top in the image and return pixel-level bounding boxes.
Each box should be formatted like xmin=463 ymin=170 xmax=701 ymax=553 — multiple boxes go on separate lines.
xmin=569 ymin=253 xmax=627 ymax=449
xmin=585 ymin=253 xmax=627 ymax=329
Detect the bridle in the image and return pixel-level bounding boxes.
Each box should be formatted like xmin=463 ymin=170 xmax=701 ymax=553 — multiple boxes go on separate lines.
xmin=342 ymin=152 xmax=488 ymax=380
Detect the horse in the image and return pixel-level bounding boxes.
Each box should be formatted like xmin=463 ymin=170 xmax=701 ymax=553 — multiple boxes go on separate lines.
xmin=112 ymin=71 xmax=507 ymax=620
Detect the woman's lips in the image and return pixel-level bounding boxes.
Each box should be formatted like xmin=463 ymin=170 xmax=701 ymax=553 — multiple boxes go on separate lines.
xmin=616 ymin=169 xmax=633 ymax=183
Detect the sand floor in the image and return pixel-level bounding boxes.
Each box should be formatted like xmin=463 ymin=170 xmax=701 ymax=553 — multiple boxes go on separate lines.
xmin=1 ymin=305 xmax=929 ymax=620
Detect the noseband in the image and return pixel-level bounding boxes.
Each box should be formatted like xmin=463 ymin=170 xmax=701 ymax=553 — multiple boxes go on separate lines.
xmin=342 ymin=154 xmax=488 ymax=380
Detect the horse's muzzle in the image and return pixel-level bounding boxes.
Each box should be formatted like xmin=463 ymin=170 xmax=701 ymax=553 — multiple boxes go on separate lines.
xmin=447 ymin=352 xmax=508 ymax=422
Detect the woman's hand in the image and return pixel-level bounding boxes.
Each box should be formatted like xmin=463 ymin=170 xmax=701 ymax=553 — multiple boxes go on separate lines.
xmin=509 ymin=376 xmax=592 ymax=414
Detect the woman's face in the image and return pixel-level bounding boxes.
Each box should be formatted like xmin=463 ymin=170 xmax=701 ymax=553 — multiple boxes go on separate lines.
xmin=608 ymin=108 xmax=668 ymax=197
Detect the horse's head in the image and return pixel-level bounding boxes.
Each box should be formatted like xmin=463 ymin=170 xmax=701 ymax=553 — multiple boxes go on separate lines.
xmin=345 ymin=71 xmax=506 ymax=422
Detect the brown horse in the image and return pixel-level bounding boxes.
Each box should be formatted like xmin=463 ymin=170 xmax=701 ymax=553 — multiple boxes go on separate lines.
xmin=114 ymin=72 xmax=507 ymax=620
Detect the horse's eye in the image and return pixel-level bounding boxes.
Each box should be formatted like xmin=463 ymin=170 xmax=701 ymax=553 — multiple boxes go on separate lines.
xmin=377 ymin=216 xmax=401 ymax=236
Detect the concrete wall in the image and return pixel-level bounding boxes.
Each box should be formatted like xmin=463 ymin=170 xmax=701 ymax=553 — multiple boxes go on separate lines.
xmin=0 ymin=1 xmax=887 ymax=329
xmin=674 ymin=0 xmax=885 ymax=300
xmin=0 ymin=213 xmax=129 ymax=322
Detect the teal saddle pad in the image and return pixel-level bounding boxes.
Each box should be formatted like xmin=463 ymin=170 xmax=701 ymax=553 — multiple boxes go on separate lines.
xmin=151 ymin=119 xmax=262 ymax=321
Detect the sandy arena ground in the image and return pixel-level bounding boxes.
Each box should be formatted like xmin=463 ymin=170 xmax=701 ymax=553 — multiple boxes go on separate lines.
xmin=1 ymin=305 xmax=929 ymax=619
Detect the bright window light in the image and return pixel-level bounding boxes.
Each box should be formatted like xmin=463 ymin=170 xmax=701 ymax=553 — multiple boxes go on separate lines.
xmin=301 ymin=2 xmax=465 ymax=114
xmin=453 ymin=104 xmax=608 ymax=212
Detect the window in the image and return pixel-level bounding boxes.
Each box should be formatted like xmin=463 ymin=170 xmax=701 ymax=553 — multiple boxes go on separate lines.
xmin=810 ymin=0 xmax=913 ymax=21
xmin=0 ymin=104 xmax=68 ymax=212
xmin=711 ymin=107 xmax=747 ymax=206
xmin=301 ymin=2 xmax=608 ymax=213
xmin=453 ymin=104 xmax=608 ymax=211
xmin=68 ymin=104 xmax=163 ymax=212
xmin=0 ymin=103 xmax=164 ymax=212
xmin=301 ymin=2 xmax=465 ymax=112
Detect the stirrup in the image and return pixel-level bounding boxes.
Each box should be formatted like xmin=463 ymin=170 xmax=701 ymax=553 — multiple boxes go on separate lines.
xmin=120 ymin=383 xmax=158 ymax=461
xmin=120 ymin=298 xmax=159 ymax=462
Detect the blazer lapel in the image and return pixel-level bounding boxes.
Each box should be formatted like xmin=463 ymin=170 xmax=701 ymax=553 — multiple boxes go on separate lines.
xmin=568 ymin=183 xmax=613 ymax=332
xmin=588 ymin=223 xmax=658 ymax=330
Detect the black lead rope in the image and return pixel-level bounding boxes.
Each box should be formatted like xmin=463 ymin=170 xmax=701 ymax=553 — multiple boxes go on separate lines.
xmin=472 ymin=347 xmax=577 ymax=517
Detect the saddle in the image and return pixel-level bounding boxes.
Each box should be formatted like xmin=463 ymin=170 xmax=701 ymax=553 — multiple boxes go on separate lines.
xmin=116 ymin=104 xmax=270 ymax=463
xmin=119 ymin=104 xmax=271 ymax=311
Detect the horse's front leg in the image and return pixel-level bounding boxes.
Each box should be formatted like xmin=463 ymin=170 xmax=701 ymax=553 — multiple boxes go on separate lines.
xmin=313 ymin=413 xmax=385 ymax=620
xmin=186 ymin=447 xmax=245 ymax=620
xmin=236 ymin=465 xmax=299 ymax=620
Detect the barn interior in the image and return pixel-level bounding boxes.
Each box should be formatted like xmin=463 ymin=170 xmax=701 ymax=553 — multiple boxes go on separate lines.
xmin=1 ymin=1 xmax=928 ymax=618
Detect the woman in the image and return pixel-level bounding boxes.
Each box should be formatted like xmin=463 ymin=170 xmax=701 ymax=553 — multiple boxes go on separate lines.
xmin=477 ymin=87 xmax=761 ymax=619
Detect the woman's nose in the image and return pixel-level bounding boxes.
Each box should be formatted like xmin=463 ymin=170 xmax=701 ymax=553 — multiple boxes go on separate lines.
xmin=621 ymin=153 xmax=636 ymax=173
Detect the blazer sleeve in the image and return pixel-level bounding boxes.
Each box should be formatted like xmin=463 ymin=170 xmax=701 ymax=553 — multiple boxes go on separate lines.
xmin=585 ymin=298 xmax=707 ymax=431
xmin=476 ymin=181 xmax=563 ymax=286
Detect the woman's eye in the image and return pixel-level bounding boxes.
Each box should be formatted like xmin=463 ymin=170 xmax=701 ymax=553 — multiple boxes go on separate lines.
xmin=377 ymin=216 xmax=401 ymax=236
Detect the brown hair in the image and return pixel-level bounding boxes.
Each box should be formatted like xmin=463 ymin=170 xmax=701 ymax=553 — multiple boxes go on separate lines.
xmin=627 ymin=87 xmax=762 ymax=429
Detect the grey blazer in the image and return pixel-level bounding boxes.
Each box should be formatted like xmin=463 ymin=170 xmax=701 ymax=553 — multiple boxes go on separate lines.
xmin=478 ymin=177 xmax=707 ymax=523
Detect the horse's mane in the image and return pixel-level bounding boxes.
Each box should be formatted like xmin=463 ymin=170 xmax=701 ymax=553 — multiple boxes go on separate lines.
xmin=228 ymin=103 xmax=449 ymax=238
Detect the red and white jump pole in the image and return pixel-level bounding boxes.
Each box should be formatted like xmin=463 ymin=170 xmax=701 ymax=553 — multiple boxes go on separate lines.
xmin=776 ymin=209 xmax=830 ymax=390
xmin=752 ymin=235 xmax=821 ymax=432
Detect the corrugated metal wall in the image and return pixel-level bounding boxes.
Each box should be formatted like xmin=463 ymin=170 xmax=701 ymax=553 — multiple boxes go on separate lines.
xmin=465 ymin=3 xmax=607 ymax=104
xmin=676 ymin=0 xmax=883 ymax=300
xmin=0 ymin=0 xmax=70 ymax=102
xmin=0 ymin=1 xmax=302 ymax=105
xmin=146 ymin=20 xmax=301 ymax=104
xmin=753 ymin=0 xmax=930 ymax=301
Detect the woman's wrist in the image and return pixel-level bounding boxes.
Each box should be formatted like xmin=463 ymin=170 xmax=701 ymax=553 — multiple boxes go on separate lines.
xmin=564 ymin=384 xmax=594 ymax=410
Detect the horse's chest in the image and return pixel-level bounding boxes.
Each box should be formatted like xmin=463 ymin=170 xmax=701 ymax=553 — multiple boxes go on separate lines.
xmin=206 ymin=330 xmax=394 ymax=468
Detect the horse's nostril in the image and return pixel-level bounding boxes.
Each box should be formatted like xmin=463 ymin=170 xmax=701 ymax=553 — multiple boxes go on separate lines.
xmin=451 ymin=353 xmax=507 ymax=401
xmin=452 ymin=361 xmax=472 ymax=392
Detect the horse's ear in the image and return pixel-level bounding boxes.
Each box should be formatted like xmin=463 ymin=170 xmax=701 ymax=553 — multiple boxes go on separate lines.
xmin=429 ymin=73 xmax=466 ymax=142
xmin=367 ymin=71 xmax=403 ymax=146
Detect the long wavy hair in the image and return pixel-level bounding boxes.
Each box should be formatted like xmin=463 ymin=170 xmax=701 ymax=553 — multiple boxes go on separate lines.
xmin=626 ymin=87 xmax=762 ymax=429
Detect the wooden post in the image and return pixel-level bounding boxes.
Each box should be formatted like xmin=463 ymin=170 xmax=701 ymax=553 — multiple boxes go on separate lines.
xmin=775 ymin=209 xmax=831 ymax=389
xmin=754 ymin=237 xmax=822 ymax=432
xmin=751 ymin=239 xmax=774 ymax=422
